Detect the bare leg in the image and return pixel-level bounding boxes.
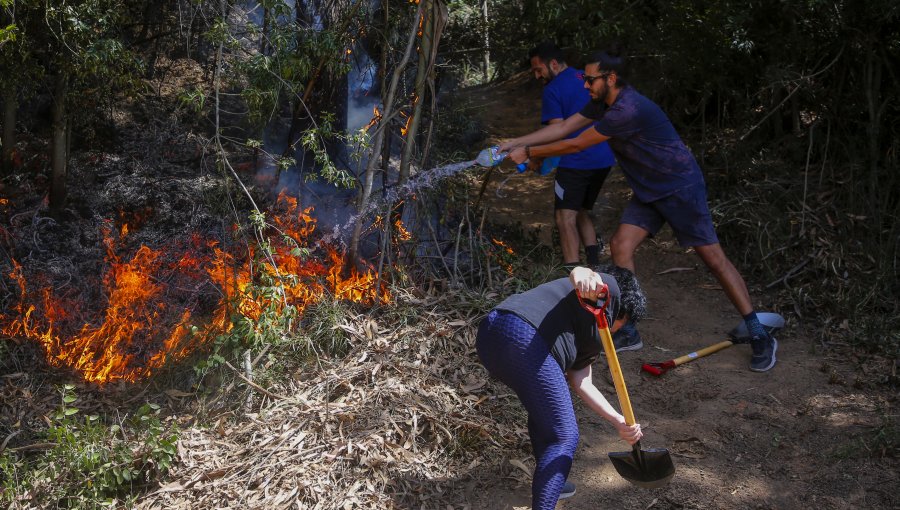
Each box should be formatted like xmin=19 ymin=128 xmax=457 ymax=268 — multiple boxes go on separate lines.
xmin=693 ymin=243 xmax=753 ymax=315
xmin=609 ymin=223 xmax=650 ymax=272
xmin=576 ymin=210 xmax=597 ymax=247
xmin=555 ymin=209 xmax=581 ymax=264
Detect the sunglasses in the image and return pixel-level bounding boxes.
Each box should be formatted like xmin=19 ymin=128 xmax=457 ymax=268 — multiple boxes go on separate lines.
xmin=579 ymin=71 xmax=610 ymax=85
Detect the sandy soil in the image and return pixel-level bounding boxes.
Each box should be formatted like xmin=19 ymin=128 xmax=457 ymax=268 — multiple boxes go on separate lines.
xmin=459 ymin=74 xmax=897 ymax=510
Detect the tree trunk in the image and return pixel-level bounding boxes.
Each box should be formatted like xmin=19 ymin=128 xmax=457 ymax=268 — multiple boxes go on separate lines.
xmin=1 ymin=83 xmax=15 ymax=173
xmin=397 ymin=0 xmax=434 ymax=186
xmin=480 ymin=0 xmax=490 ymax=82
xmin=347 ymin=4 xmax=422 ymax=267
xmin=791 ymin=93 xmax=801 ymax=136
xmin=260 ymin=6 xmax=269 ymax=54
xmin=770 ymin=86 xmax=783 ymax=139
xmin=1 ymin=2 xmax=15 ymax=173
xmin=863 ymin=38 xmax=884 ymax=229
xmin=49 ymin=73 xmax=69 ymax=214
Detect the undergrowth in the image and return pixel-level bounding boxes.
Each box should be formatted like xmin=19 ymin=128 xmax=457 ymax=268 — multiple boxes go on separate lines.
xmin=706 ymin=132 xmax=900 ymax=363
xmin=0 ymin=385 xmax=178 ymax=509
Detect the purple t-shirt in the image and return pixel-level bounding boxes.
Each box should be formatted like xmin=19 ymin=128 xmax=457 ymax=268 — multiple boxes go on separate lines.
xmin=580 ymin=86 xmax=705 ymax=202
xmin=543 ymin=67 xmax=615 ymax=170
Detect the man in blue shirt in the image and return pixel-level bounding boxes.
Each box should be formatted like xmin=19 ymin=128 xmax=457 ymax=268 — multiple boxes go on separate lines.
xmin=501 ymin=48 xmax=777 ymax=372
xmin=527 ymin=42 xmax=616 ymax=271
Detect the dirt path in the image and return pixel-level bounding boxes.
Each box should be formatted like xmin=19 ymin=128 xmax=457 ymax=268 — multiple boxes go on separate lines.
xmin=460 ymin=75 xmax=897 ymax=509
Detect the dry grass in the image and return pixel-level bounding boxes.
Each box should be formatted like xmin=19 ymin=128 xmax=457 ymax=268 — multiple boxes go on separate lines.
xmin=131 ymin=286 xmax=530 ymax=510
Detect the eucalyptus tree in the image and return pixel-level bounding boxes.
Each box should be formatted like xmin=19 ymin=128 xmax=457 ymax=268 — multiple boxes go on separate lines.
xmin=10 ymin=0 xmax=140 ymax=212
xmin=0 ymin=0 xmax=44 ymax=174
xmin=1 ymin=0 xmax=22 ymax=173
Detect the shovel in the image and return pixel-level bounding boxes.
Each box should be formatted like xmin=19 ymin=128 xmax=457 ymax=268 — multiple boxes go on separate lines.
xmin=578 ymin=289 xmax=675 ymax=489
xmin=641 ymin=312 xmax=785 ymax=377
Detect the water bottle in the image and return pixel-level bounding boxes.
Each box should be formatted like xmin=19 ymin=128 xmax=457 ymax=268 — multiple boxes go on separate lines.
xmin=517 ymin=156 xmax=561 ymax=175
xmin=539 ymin=156 xmax=561 ymax=176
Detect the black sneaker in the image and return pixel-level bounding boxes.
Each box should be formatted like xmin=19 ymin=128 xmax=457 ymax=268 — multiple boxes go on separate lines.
xmin=611 ymin=322 xmax=643 ymax=352
xmin=558 ymin=480 xmax=576 ymax=500
xmin=750 ymin=334 xmax=778 ymax=372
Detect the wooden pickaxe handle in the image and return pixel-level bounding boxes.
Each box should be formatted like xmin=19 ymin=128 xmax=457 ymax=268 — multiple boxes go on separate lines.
xmin=670 ymin=340 xmax=735 ymax=367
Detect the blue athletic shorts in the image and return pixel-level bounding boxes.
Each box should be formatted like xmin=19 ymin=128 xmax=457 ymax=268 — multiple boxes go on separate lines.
xmin=620 ymin=183 xmax=719 ymax=247
xmin=554 ymin=167 xmax=612 ymax=211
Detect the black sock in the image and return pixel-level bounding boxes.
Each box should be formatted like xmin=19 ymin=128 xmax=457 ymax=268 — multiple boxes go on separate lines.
xmin=585 ymin=244 xmax=600 ymax=265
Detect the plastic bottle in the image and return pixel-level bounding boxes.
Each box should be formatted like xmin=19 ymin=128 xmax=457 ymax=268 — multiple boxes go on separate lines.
xmin=517 ymin=155 xmax=561 ymax=175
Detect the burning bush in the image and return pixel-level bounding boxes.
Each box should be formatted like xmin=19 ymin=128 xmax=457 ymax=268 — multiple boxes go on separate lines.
xmin=1 ymin=192 xmax=390 ymax=384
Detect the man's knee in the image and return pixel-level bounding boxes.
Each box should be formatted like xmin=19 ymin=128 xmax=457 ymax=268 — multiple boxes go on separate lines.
xmin=696 ymin=244 xmax=731 ymax=274
xmin=555 ymin=209 xmax=578 ymax=225
xmin=556 ymin=208 xmax=578 ymax=219
xmin=609 ymin=232 xmax=633 ymax=255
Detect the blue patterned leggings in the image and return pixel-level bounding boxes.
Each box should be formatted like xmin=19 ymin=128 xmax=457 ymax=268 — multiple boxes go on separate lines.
xmin=476 ymin=310 xmax=579 ymax=509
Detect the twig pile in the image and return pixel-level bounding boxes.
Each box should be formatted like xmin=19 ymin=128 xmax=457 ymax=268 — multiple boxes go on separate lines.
xmin=137 ymin=289 xmax=530 ymax=509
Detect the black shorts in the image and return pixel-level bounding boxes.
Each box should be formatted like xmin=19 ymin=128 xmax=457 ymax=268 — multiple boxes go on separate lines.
xmin=554 ymin=166 xmax=612 ymax=211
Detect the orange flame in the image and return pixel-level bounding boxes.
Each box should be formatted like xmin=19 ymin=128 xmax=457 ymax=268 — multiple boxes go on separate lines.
xmin=364 ymin=105 xmax=382 ymax=132
xmin=491 ymin=238 xmax=515 ymax=275
xmin=491 ymin=238 xmax=515 ymax=255
xmin=400 ymin=112 xmax=412 ymax=137
xmin=2 ymin=193 xmax=390 ymax=383
xmin=394 ymin=219 xmax=412 ymax=241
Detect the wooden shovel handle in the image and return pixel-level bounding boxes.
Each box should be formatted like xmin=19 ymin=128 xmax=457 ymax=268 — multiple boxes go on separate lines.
xmin=576 ymin=289 xmax=637 ymax=427
xmin=596 ymin=319 xmax=637 ymax=426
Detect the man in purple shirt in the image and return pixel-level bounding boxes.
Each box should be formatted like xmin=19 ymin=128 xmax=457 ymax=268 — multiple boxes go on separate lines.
xmin=527 ymin=42 xmax=616 ymax=271
xmin=500 ymin=48 xmax=777 ymax=372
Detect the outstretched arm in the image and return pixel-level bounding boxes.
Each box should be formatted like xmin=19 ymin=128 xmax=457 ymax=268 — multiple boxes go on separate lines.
xmin=567 ymin=364 xmax=642 ymax=445
xmin=507 ymin=126 xmax=610 ymax=165
xmin=498 ymin=113 xmax=594 ymax=152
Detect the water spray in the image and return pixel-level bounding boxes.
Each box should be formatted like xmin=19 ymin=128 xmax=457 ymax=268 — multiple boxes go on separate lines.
xmin=324 ymin=146 xmax=559 ymax=245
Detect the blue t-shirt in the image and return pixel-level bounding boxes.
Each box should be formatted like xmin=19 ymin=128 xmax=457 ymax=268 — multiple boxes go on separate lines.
xmin=580 ymin=86 xmax=705 ymax=202
xmin=542 ymin=67 xmax=615 ymax=170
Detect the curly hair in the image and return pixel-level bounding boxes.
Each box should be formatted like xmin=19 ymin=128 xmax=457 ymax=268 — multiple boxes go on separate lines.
xmin=593 ymin=264 xmax=647 ymax=323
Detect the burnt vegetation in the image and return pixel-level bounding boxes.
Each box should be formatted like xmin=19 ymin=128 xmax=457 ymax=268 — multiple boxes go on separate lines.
xmin=0 ymin=0 xmax=897 ymax=508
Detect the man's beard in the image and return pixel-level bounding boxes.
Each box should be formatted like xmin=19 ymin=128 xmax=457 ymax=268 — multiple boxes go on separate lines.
xmin=541 ymin=70 xmax=556 ymax=85
xmin=590 ymin=83 xmax=609 ymax=103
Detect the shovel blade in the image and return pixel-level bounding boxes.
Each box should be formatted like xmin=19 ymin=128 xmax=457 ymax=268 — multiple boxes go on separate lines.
xmin=609 ymin=443 xmax=675 ymax=489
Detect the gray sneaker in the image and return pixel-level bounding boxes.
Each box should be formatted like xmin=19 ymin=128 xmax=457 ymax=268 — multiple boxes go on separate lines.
xmin=611 ymin=322 xmax=643 ymax=352
xmin=750 ymin=334 xmax=778 ymax=372
xmin=558 ymin=480 xmax=576 ymax=500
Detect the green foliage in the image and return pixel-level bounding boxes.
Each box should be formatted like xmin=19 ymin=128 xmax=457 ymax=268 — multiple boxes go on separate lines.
xmin=0 ymin=23 xmax=16 ymax=44
xmin=300 ymin=113 xmax=357 ymax=188
xmin=236 ymin=0 xmax=361 ymax=129
xmin=0 ymin=385 xmax=178 ymax=509
xmin=178 ymin=86 xmax=207 ymax=114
